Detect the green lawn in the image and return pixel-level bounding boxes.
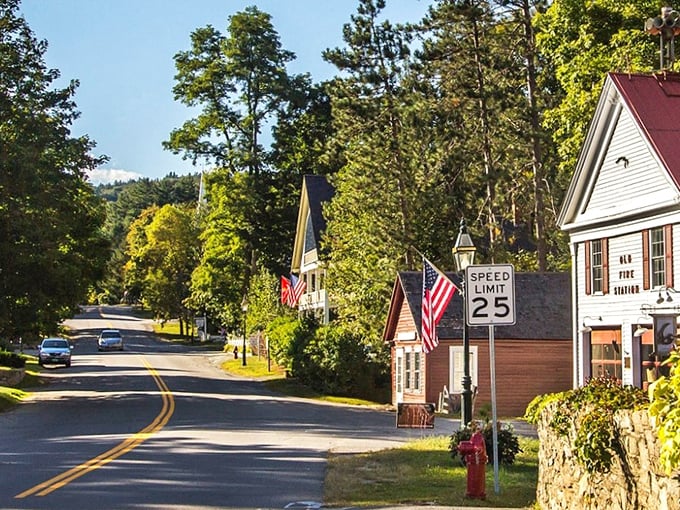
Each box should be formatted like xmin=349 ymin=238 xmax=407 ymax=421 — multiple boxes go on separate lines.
xmin=0 ymin=384 xmax=27 ymax=412
xmin=0 ymin=357 xmax=44 ymax=412
xmin=324 ymin=435 xmax=539 ymax=508
xmin=151 ymin=319 xmax=222 ymax=350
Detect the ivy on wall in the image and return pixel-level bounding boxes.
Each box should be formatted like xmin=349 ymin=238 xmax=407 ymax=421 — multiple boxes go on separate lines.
xmin=525 ymin=377 xmax=648 ymax=474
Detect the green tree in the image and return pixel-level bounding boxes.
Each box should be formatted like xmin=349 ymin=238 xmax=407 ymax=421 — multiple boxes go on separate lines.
xmin=186 ymin=172 xmax=250 ymax=330
xmin=322 ymin=0 xmax=461 ymax=345
xmin=0 ymin=0 xmax=108 ymax=340
xmin=535 ymin=0 xmax=658 ymax=181
xmin=125 ymin=204 xmax=199 ymax=333
xmin=498 ymin=0 xmax=557 ymax=270
xmin=422 ymin=0 xmax=527 ymax=260
xmin=168 ymin=6 xmax=326 ymax=318
xmin=165 ymin=6 xmax=294 ymax=176
xmin=98 ymin=174 xmax=199 ymax=303
xmin=245 ymin=266 xmax=289 ymax=334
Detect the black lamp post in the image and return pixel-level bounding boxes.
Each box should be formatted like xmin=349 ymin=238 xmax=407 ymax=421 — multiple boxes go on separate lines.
xmin=452 ymin=218 xmax=477 ymax=428
xmin=241 ymin=299 xmax=248 ymax=367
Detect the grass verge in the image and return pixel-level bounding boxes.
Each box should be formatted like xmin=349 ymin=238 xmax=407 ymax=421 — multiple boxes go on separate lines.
xmin=221 ymin=356 xmax=386 ymax=407
xmin=0 ymin=385 xmax=28 ymax=412
xmin=0 ymin=357 xmax=44 ymax=412
xmin=324 ymin=435 xmax=538 ymax=508
xmin=151 ymin=319 xmax=222 ymax=349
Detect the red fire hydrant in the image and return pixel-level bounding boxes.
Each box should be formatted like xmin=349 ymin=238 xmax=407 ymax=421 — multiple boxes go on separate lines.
xmin=457 ymin=430 xmax=487 ymax=499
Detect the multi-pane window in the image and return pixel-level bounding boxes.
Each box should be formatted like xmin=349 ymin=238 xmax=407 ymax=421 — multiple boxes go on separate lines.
xmin=650 ymin=227 xmax=666 ymax=288
xmin=591 ymin=239 xmax=603 ymax=293
xmin=591 ymin=339 xmax=621 ymax=381
xmin=404 ymin=352 xmax=412 ymax=390
xmin=395 ymin=355 xmax=403 ymax=394
xmin=403 ymin=351 xmax=422 ymax=393
xmin=413 ymin=352 xmax=421 ymax=391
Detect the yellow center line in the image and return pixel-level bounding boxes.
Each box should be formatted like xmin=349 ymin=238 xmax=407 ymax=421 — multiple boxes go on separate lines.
xmin=15 ymin=357 xmax=175 ymax=499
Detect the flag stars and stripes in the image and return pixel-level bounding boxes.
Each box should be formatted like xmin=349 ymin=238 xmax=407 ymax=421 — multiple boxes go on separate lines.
xmin=281 ymin=274 xmax=307 ymax=307
xmin=421 ymin=258 xmax=458 ymax=354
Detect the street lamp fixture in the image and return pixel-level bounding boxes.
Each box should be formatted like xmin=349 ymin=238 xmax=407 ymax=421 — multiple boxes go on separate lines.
xmin=452 ymin=218 xmax=476 ymax=428
xmin=241 ymin=299 xmax=248 ymax=367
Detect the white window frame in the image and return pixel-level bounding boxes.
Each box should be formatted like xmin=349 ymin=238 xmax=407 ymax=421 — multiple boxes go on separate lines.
xmin=591 ymin=239 xmax=603 ymax=293
xmin=650 ymin=227 xmax=666 ymax=288
xmin=401 ymin=347 xmax=423 ymax=395
xmin=395 ymin=348 xmax=404 ymax=403
xmin=449 ymin=345 xmax=479 ymax=394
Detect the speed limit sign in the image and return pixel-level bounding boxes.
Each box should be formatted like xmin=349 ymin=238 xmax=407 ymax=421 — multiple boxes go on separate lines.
xmin=464 ymin=264 xmax=516 ymax=326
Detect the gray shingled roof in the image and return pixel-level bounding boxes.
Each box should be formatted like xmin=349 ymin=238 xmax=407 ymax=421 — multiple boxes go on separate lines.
xmin=398 ymin=271 xmax=571 ymax=340
xmin=303 ymin=174 xmax=335 ymax=254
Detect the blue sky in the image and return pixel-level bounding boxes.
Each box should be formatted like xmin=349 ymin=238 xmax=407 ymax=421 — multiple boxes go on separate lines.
xmin=19 ymin=0 xmax=432 ymax=185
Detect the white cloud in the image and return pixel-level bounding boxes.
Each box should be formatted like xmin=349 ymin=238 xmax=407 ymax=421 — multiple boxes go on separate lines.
xmin=86 ymin=168 xmax=144 ymax=186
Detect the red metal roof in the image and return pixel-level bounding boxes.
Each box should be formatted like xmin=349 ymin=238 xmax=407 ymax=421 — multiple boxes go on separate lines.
xmin=610 ymin=72 xmax=680 ymax=190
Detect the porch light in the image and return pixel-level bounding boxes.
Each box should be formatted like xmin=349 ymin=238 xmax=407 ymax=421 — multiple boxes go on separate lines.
xmin=580 ymin=315 xmax=602 ymax=333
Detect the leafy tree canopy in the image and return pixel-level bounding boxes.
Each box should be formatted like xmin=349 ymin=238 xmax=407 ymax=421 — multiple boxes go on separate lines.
xmin=0 ymin=0 xmax=108 ymax=339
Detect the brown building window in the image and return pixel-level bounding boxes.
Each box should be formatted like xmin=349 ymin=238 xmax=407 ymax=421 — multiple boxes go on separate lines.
xmin=643 ymin=225 xmax=673 ymax=290
xmin=585 ymin=238 xmax=609 ymax=295
xmin=396 ymin=355 xmax=403 ymax=394
xmin=591 ymin=239 xmax=603 ymax=293
xmin=404 ymin=351 xmax=422 ymax=393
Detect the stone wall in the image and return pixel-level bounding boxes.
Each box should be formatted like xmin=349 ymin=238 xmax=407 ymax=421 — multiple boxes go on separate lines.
xmin=0 ymin=368 xmax=25 ymax=386
xmin=537 ymin=407 xmax=680 ymax=510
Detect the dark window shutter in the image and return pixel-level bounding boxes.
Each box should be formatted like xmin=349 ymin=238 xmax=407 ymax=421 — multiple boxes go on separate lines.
xmin=642 ymin=230 xmax=650 ymax=290
xmin=665 ymin=224 xmax=674 ymax=288
xmin=602 ymin=238 xmax=609 ymax=294
xmin=585 ymin=241 xmax=592 ymax=295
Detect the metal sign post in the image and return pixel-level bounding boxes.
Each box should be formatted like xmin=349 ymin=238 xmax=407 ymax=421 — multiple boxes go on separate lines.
xmin=465 ymin=264 xmax=516 ymax=494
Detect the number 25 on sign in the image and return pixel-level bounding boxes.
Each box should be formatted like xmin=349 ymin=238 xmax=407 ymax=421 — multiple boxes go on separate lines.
xmin=464 ymin=264 xmax=516 ymax=326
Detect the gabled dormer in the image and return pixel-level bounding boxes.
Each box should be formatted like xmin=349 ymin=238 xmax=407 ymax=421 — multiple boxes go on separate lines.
xmin=290 ymin=174 xmax=335 ymax=322
xmin=559 ymin=72 xmax=680 ymax=235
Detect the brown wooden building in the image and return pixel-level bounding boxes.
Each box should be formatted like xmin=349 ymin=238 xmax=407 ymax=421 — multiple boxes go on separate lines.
xmin=383 ymin=271 xmax=573 ymax=418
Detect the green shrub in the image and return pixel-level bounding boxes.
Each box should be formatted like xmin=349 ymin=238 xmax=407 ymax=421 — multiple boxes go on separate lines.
xmin=449 ymin=419 xmax=522 ymax=466
xmin=0 ymin=351 xmax=26 ymax=369
xmin=265 ymin=314 xmax=316 ymax=375
xmin=265 ymin=315 xmax=390 ymax=401
xmin=525 ymin=377 xmax=648 ymax=473
xmin=301 ymin=323 xmax=388 ymax=400
xmin=648 ymin=350 xmax=680 ymax=475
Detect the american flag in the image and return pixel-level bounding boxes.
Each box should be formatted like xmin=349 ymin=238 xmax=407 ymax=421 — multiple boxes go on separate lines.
xmin=421 ymin=258 xmax=458 ymax=354
xmin=290 ymin=274 xmax=307 ymax=306
xmin=281 ymin=275 xmax=292 ymax=305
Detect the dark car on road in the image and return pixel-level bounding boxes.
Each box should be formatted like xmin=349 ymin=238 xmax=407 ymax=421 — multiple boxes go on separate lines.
xmin=38 ymin=338 xmax=72 ymax=367
xmin=98 ymin=329 xmax=124 ymax=351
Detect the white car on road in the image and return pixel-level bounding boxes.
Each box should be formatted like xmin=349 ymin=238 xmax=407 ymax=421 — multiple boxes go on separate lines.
xmin=97 ymin=329 xmax=124 ymax=351
xmin=38 ymin=338 xmax=72 ymax=367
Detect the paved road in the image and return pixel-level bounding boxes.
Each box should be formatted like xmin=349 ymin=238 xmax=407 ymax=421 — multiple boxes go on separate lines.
xmin=0 ymin=306 xmax=457 ymax=509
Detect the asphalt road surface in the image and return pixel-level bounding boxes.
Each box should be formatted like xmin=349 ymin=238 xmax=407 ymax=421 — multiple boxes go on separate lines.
xmin=0 ymin=305 xmax=455 ymax=510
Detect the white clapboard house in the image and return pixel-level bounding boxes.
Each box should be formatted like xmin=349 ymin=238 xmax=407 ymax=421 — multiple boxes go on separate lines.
xmin=558 ymin=71 xmax=680 ymax=389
